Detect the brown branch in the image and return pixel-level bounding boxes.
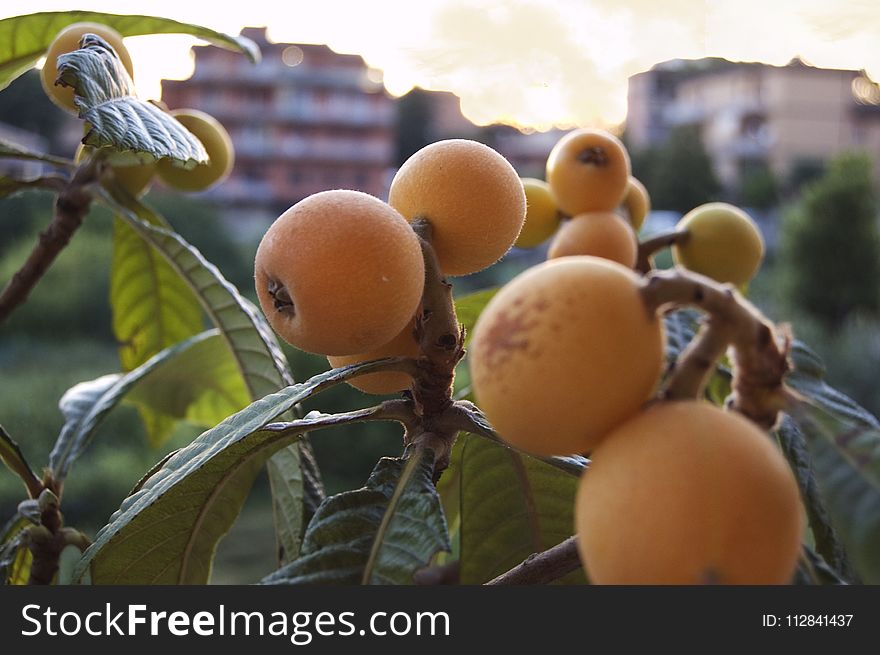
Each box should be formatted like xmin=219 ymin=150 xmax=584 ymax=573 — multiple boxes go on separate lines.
xmin=486 ymin=536 xmax=582 ymax=585
xmin=636 ymin=229 xmax=688 ymax=274
xmin=640 ymin=268 xmax=794 ymax=429
xmin=394 ymin=219 xmax=466 ymax=478
xmin=0 ymin=163 xmax=100 ymax=325
xmin=409 ymin=219 xmax=465 ymax=418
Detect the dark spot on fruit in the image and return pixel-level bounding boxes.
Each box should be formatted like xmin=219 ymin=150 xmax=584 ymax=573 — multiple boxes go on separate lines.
xmin=576 ymin=146 xmax=608 ymax=167
xmin=268 ymin=278 xmax=295 ymax=315
xmin=480 ymin=307 xmax=536 ymax=368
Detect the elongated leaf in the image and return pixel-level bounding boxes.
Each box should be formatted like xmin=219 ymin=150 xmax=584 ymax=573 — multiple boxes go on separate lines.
xmin=125 ymin=330 xmax=250 ymax=427
xmin=794 ymin=404 xmax=880 ymax=583
xmin=97 ymin=188 xmax=321 ymax=562
xmin=73 ymin=360 xmax=398 ymax=584
xmin=0 ymin=425 xmax=42 ymax=498
xmin=0 ymin=140 xmax=73 ymax=167
xmin=0 ymin=11 xmax=259 ymax=92
xmin=263 ymin=449 xmax=449 ymax=585
xmin=777 ymin=415 xmax=855 ymax=581
xmin=457 ymin=434 xmax=585 ymax=584
xmin=111 ymin=214 xmax=203 ymax=445
xmin=453 ymin=401 xmax=589 ymax=477
xmin=454 ymin=288 xmax=498 ymax=347
xmin=56 ymin=37 xmax=207 ymax=166
xmin=787 ymin=340 xmax=880 ymax=429
xmin=1 ymin=514 xmax=33 ymax=585
xmin=362 ymin=451 xmax=450 ymax=584
xmin=1 ymin=531 xmax=31 ymax=585
xmin=49 ymin=332 xmax=219 ymax=481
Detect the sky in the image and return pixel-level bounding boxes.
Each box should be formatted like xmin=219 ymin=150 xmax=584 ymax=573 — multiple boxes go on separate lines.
xmin=3 ymin=0 xmax=879 ymax=130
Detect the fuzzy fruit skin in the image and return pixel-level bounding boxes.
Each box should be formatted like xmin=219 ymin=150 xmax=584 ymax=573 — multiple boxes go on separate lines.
xmin=327 ymin=318 xmax=419 ymax=394
xmin=621 ymin=176 xmax=650 ymax=231
xmin=75 ymin=144 xmax=154 ymax=197
xmin=515 ymin=178 xmax=560 ymax=248
xmin=469 ymin=257 xmax=665 ymax=456
xmin=547 ymin=211 xmax=638 ymax=268
xmin=546 ymin=128 xmax=631 ymax=216
xmin=672 ymin=202 xmax=765 ymax=286
xmin=575 ymin=401 xmax=803 ymax=584
xmin=157 ymin=109 xmax=234 ymax=192
xmin=254 ymin=190 xmax=425 ymax=356
xmin=388 ymin=139 xmax=526 ymax=276
xmin=41 ymin=22 xmax=135 ymax=114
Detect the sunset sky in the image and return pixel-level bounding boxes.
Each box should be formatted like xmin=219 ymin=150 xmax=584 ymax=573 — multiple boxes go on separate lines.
xmin=3 ymin=0 xmax=879 ymax=130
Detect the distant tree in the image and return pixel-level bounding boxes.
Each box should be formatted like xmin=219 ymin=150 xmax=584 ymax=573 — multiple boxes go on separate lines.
xmin=0 ymin=70 xmax=67 ymax=152
xmin=631 ymin=124 xmax=721 ymax=213
xmin=788 ymin=158 xmax=826 ymax=195
xmin=739 ymin=160 xmax=779 ymax=209
xmin=780 ymin=152 xmax=880 ymax=327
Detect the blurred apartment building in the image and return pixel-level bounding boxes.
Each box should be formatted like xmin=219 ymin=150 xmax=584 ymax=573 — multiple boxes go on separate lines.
xmin=161 ymin=27 xmax=395 ymax=231
xmin=627 ymin=57 xmax=880 ymax=190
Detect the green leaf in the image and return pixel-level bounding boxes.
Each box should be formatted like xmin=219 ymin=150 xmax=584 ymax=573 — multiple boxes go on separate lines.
xmin=124 ymin=329 xmax=250 ymax=429
xmin=1 ymin=530 xmax=31 ymax=586
xmin=777 ymin=415 xmax=855 ymax=581
xmin=111 ymin=215 xmax=204 ymax=445
xmin=362 ymin=451 xmax=450 ymax=584
xmin=435 ymin=436 xmax=465 ymax=562
xmin=263 ymin=449 xmax=449 ymax=585
xmin=452 ymin=401 xmax=589 ymax=477
xmin=1 ymin=514 xmax=33 ymax=585
xmin=454 ymin=288 xmax=498 ymax=347
xmin=98 ymin=188 xmax=322 ymax=562
xmin=457 ymin=434 xmax=586 ymax=584
xmin=48 ymin=332 xmax=220 ymax=482
xmin=787 ymin=340 xmax=880 ymax=429
xmin=73 ymin=361 xmax=397 ymax=584
xmin=0 ymin=10 xmax=259 ymax=92
xmin=56 ymin=36 xmax=207 ymax=166
xmin=0 ymin=424 xmax=42 ymax=498
xmin=794 ymin=404 xmax=880 ymax=583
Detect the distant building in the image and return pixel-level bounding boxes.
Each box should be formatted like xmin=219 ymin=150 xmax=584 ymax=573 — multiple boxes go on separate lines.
xmin=487 ymin=125 xmax=568 ymax=180
xmin=627 ymin=57 xmax=880 ymax=190
xmin=161 ymin=27 xmax=395 ymax=231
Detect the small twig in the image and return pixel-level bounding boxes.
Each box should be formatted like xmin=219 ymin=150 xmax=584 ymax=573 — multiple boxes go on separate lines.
xmin=486 ymin=536 xmax=582 ymax=585
xmin=636 ymin=229 xmax=688 ymax=274
xmin=0 ymin=161 xmax=101 ymax=325
xmin=641 ymin=268 xmax=794 ymax=429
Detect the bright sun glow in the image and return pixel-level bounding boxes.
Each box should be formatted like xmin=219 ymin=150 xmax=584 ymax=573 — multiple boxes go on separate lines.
xmin=7 ymin=0 xmax=880 ymax=130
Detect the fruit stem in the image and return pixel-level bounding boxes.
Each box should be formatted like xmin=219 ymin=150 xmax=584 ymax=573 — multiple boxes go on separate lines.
xmin=635 ymin=229 xmax=689 ymax=274
xmin=0 ymin=155 xmax=101 ymax=326
xmin=641 ymin=268 xmax=795 ymax=429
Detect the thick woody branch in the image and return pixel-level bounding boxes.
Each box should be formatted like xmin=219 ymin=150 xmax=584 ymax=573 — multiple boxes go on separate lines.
xmin=641 ymin=268 xmax=794 ymax=429
xmin=409 ymin=218 xmax=465 ymax=421
xmin=486 ymin=536 xmax=582 ymax=585
xmin=0 ymin=162 xmax=100 ymax=325
xmin=636 ymin=229 xmax=688 ymax=274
